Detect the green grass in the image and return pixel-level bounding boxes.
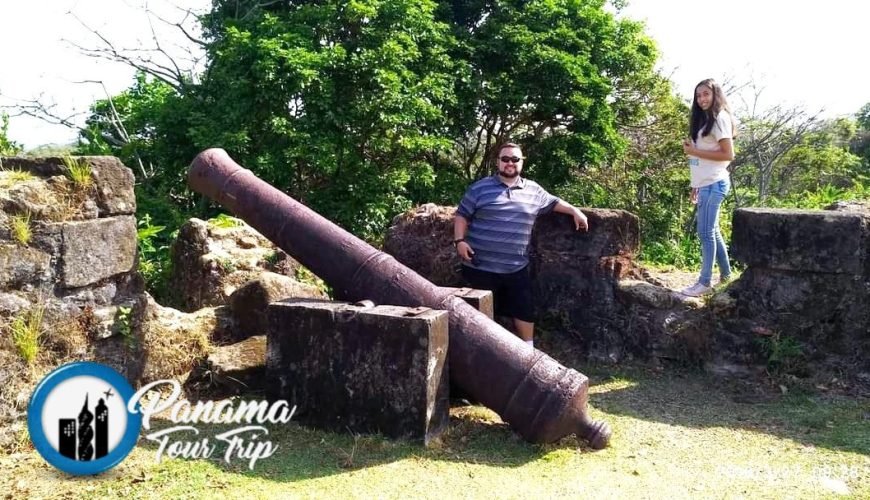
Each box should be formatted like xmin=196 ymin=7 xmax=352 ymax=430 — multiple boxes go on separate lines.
xmin=3 ymin=365 xmax=867 ymax=498
xmin=208 ymin=213 xmax=244 ymax=229
xmin=10 ymin=304 xmax=44 ymax=365
xmin=9 ymin=212 xmax=31 ymax=246
xmin=0 ymin=168 xmax=36 ymax=189
xmin=62 ymin=156 xmax=93 ymax=188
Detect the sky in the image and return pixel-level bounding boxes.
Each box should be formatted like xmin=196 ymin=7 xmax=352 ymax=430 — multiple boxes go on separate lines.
xmin=1 ymin=1 xmax=869 ymax=149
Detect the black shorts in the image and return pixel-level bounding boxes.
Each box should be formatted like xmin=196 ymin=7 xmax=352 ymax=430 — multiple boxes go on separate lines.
xmin=460 ymin=265 xmax=535 ymax=323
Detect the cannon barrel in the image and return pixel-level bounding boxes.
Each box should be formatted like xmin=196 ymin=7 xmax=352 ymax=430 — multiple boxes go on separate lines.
xmin=188 ymin=148 xmax=611 ymax=448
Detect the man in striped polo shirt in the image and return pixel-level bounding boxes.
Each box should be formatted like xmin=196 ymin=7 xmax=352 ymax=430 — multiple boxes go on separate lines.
xmin=453 ymin=142 xmax=588 ymax=349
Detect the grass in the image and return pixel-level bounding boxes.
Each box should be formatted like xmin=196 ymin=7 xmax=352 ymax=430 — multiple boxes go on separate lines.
xmin=208 ymin=213 xmax=244 ymax=229
xmin=0 ymin=168 xmax=37 ymax=189
xmin=62 ymin=156 xmax=93 ymax=188
xmin=10 ymin=304 xmax=44 ymax=365
xmin=9 ymin=212 xmax=31 ymax=246
xmin=2 ymin=365 xmax=867 ymax=498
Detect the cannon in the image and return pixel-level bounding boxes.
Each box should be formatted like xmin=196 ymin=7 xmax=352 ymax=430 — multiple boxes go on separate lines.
xmin=188 ymin=148 xmax=611 ymax=448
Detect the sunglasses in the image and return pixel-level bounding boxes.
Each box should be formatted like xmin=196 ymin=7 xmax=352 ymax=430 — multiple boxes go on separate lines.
xmin=499 ymin=156 xmax=523 ymax=163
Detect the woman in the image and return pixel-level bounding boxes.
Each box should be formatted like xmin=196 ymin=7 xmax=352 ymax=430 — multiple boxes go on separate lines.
xmin=680 ymin=78 xmax=737 ymax=297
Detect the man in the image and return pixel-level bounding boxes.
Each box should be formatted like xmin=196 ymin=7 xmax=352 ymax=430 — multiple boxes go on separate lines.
xmin=453 ymin=142 xmax=588 ymax=349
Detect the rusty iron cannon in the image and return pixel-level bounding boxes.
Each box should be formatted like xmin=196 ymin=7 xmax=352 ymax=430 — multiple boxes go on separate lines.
xmin=188 ymin=148 xmax=611 ymax=448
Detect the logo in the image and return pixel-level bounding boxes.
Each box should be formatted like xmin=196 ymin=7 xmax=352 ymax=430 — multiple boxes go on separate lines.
xmin=28 ymin=362 xmax=142 ymax=475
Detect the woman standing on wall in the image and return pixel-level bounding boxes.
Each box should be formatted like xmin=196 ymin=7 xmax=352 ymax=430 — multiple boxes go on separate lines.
xmin=680 ymin=78 xmax=738 ymax=297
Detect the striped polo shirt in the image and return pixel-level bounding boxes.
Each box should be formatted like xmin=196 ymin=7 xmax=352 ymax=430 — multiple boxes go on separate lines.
xmin=456 ymin=174 xmax=559 ymax=274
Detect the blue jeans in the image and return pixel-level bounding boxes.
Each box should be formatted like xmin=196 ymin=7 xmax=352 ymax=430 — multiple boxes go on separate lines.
xmin=696 ymin=179 xmax=731 ymax=286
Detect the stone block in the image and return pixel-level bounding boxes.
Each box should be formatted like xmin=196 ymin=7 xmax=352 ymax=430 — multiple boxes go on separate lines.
xmin=1 ymin=156 xmax=136 ymax=216
xmin=443 ymin=287 xmax=494 ymax=319
xmin=197 ymin=336 xmax=267 ymax=396
xmin=266 ymin=300 xmax=449 ymax=444
xmin=86 ymin=156 xmax=136 ymax=216
xmin=0 ymin=244 xmax=53 ymax=288
xmin=384 ymin=204 xmax=463 ymax=287
xmin=61 ymin=215 xmax=137 ymax=288
xmin=0 ymin=292 xmax=30 ymax=316
xmin=228 ymin=272 xmax=326 ymax=341
xmin=731 ymin=208 xmax=869 ymax=274
xmin=729 ymin=268 xmax=870 ymax=371
xmin=533 ymin=209 xmax=640 ymax=258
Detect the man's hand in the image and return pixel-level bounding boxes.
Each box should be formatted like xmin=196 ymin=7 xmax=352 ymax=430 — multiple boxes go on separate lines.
xmin=690 ymin=188 xmax=699 ymax=205
xmin=457 ymin=241 xmax=475 ymax=262
xmin=571 ymin=207 xmax=588 ymax=231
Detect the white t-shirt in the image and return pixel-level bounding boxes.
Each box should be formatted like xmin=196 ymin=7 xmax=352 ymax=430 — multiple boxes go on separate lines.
xmin=688 ymin=110 xmax=733 ymax=188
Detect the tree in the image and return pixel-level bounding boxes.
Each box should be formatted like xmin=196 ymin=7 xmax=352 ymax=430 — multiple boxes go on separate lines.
xmin=15 ymin=0 xmax=663 ymax=242
xmin=777 ymin=118 xmax=863 ymax=195
xmin=853 ymin=102 xmax=870 ymax=166
xmin=0 ymin=113 xmax=23 ymax=156
xmin=193 ymin=0 xmax=459 ymax=238
xmin=730 ymin=82 xmax=821 ymax=204
xmin=434 ymin=0 xmax=659 ymax=189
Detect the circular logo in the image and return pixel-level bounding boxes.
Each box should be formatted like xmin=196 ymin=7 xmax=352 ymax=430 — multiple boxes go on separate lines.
xmin=28 ymin=362 xmax=142 ymax=475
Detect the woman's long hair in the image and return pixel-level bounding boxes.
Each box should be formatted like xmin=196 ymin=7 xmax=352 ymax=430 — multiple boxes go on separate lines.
xmin=689 ymin=78 xmax=736 ymax=140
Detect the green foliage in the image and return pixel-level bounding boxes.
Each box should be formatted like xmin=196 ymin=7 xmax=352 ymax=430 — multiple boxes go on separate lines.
xmin=294 ymin=265 xmax=331 ymax=297
xmin=137 ymin=214 xmax=171 ymax=299
xmin=77 ymin=0 xmax=660 ymax=243
xmin=62 ymin=156 xmax=93 ymax=188
xmin=196 ymin=0 xmax=461 ymax=239
xmin=11 ymin=304 xmax=44 ymax=365
xmin=264 ymin=250 xmax=281 ymax=267
xmin=115 ymin=306 xmax=135 ymax=349
xmin=639 ymin=233 xmax=701 ymax=269
xmin=25 ymin=143 xmax=74 ymax=157
xmin=856 ymin=102 xmax=870 ymax=131
xmin=207 ymin=213 xmax=244 ymax=229
xmin=215 ymin=256 xmax=237 ymax=274
xmin=0 ymin=113 xmax=23 ymax=156
xmin=755 ymin=332 xmax=804 ymax=374
xmin=435 ymin=0 xmax=659 ymax=189
xmin=9 ymin=212 xmax=32 ymax=246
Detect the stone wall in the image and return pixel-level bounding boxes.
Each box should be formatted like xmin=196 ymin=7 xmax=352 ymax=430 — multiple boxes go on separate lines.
xmin=0 ymin=157 xmax=141 ymax=334
xmin=385 ymin=204 xmax=651 ymax=362
xmin=385 ymin=203 xmax=870 ymax=385
xmin=728 ymin=207 xmax=870 ymax=377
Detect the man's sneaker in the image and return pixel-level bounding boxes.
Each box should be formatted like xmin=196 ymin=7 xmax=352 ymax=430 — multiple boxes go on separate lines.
xmin=679 ymin=282 xmax=713 ymax=297
xmin=717 ymin=275 xmax=732 ymax=286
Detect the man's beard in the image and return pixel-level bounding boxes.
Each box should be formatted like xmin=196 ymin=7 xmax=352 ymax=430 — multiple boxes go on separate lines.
xmin=498 ymin=168 xmax=519 ymax=178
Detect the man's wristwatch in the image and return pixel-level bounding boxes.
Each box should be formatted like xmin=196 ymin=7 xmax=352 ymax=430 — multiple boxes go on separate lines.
xmin=453 ymin=238 xmax=465 ymax=248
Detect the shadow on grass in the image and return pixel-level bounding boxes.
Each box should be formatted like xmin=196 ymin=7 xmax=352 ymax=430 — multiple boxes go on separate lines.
xmin=133 ymin=401 xmax=583 ymax=483
xmin=130 ymin=341 xmax=868 ymax=484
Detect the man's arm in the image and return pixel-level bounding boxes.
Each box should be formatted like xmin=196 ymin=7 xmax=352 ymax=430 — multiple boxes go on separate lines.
xmin=453 ymin=214 xmax=474 ymax=261
xmin=552 ymin=200 xmax=588 ymax=231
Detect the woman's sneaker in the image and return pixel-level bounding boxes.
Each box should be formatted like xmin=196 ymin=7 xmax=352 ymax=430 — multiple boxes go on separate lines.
xmin=679 ymin=282 xmax=713 ymax=297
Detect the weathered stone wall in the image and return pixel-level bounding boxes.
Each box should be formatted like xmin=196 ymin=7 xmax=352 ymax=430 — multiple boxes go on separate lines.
xmin=385 ymin=203 xmax=870 ymax=385
xmin=0 ymin=156 xmax=141 ymax=332
xmin=728 ymin=207 xmax=870 ymax=376
xmin=168 ymin=217 xmax=327 ymax=311
xmin=385 ymin=204 xmax=650 ymax=362
xmin=0 ymin=156 xmax=144 ymax=449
